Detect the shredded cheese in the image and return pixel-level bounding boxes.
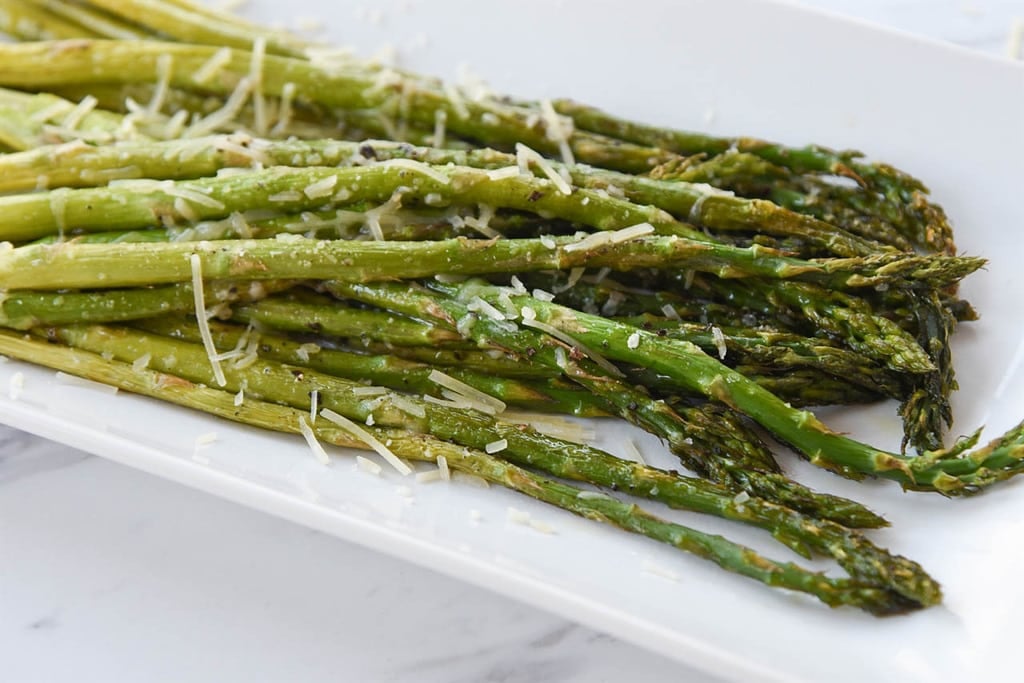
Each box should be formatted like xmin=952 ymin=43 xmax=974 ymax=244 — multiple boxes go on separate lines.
xmin=515 ymin=143 xmax=571 ymax=195
xmin=381 ymin=158 xmax=451 ymax=185
xmin=432 ymin=108 xmax=447 ymax=147
xmin=184 ymin=76 xmax=253 ymax=138
xmin=320 ymin=408 xmax=412 ymax=475
xmin=520 ymin=317 xmax=623 ymax=378
xmin=189 ymin=253 xmax=227 ymax=387
xmin=61 ymin=95 xmax=97 ymax=132
xmin=484 ymin=438 xmax=508 ymax=454
xmin=193 ymin=47 xmax=233 ymax=85
xmin=355 ymin=455 xmax=383 ymax=476
xmin=711 ymin=326 xmax=728 ymax=359
xmin=147 ymin=54 xmax=174 ymax=116
xmin=303 ymin=175 xmax=338 ymax=199
xmin=249 ymin=37 xmax=268 ymax=135
xmin=428 ymin=369 xmax=506 ymax=414
xmin=298 ymin=415 xmax=330 ymax=465
xmin=8 ymin=372 xmax=24 ymax=400
xmin=436 ymin=455 xmax=451 ymax=481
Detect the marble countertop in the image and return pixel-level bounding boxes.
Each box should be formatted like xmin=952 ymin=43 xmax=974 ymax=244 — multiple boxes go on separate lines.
xmin=1 ymin=2 xmax=1019 ymax=681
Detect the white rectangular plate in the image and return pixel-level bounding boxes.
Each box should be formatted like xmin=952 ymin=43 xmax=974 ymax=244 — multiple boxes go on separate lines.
xmin=3 ymin=1 xmax=1024 ymax=681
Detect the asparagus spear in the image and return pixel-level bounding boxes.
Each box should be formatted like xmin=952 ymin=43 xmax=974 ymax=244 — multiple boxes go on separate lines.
xmin=0 ymin=134 xmax=885 ymax=258
xmin=0 ymin=0 xmax=99 ymax=40
xmin=81 ymin=0 xmax=312 ymax=57
xmin=0 ymin=280 xmax=294 ymax=330
xmin=619 ymin=315 xmax=904 ymax=398
xmin=135 ymin=315 xmax=607 ymax=417
xmin=0 ymin=220 xmax=980 ymax=296
xmin=0 ymin=87 xmax=151 ymax=151
xmin=0 ymin=328 xmax=936 ymax=613
xmin=552 ymin=99 xmax=956 ymax=254
xmin=447 ymin=281 xmax=1024 ymax=493
xmin=44 ymin=322 xmax=886 ymax=527
xmin=328 ymin=279 xmax=885 ymax=526
xmin=36 ymin=0 xmax=148 ymax=40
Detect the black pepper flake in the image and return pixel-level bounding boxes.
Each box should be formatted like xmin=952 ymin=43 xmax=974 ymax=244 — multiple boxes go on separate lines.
xmin=359 ymin=143 xmax=377 ymax=159
xmin=528 ymin=190 xmax=544 ymax=202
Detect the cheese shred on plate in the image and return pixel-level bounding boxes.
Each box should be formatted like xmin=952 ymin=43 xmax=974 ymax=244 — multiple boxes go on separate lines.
xmin=298 ymin=415 xmax=330 ymax=465
xmin=320 ymin=408 xmax=412 ymax=475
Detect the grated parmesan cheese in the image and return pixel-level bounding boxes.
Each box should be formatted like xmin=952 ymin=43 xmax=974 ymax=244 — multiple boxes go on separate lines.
xmin=415 ymin=469 xmax=442 ymax=483
xmin=520 ymin=318 xmax=623 ymax=378
xmin=193 ymin=47 xmax=233 ymax=85
xmin=484 ymin=438 xmax=508 ymax=454
xmin=309 ymin=389 xmax=319 ymax=422
xmin=189 ymin=254 xmax=227 ymax=387
xmin=428 ymin=369 xmax=506 ymax=414
xmin=711 ymin=326 xmax=727 ymax=359
xmin=303 ymin=175 xmax=338 ymax=199
xmin=234 ymin=388 xmax=245 ymax=406
xmin=381 ymin=158 xmax=451 ymax=185
xmin=8 ymin=372 xmax=24 ymax=400
xmin=147 ymin=54 xmax=174 ymax=116
xmin=443 ymin=82 xmax=469 ymax=119
xmin=627 ymin=331 xmax=641 ymax=350
xmin=249 ymin=37 xmax=268 ymax=135
xmin=194 ymin=432 xmax=218 ymax=447
xmin=61 ymin=95 xmax=97 ymax=132
xmin=320 ymin=408 xmax=412 ymax=475
xmin=486 ymin=166 xmax=520 ymax=181
xmin=271 ymin=81 xmax=298 ymax=135
xmin=355 ymin=455 xmax=383 ymax=476
xmin=298 ymin=416 xmax=330 ymax=465
xmin=436 ymin=455 xmax=451 ymax=481
xmin=432 ymin=108 xmax=447 ymax=147
xmin=539 ymin=98 xmax=575 ymax=167
xmin=352 ymin=385 xmax=389 ymax=396
xmin=184 ymin=76 xmax=253 ymax=138
xmin=661 ymin=303 xmax=681 ymax=321
xmin=390 ymin=394 xmax=427 ymax=418
xmin=132 ymin=353 xmax=152 ymax=372
xmin=515 ymin=143 xmax=571 ymax=195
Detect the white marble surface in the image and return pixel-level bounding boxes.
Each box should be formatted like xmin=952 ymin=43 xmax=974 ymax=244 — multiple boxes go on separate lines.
xmin=1 ymin=2 xmax=1020 ymax=682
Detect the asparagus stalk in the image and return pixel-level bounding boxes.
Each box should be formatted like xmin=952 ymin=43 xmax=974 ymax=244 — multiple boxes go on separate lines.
xmin=0 ymin=87 xmax=151 ymax=151
xmin=37 ymin=0 xmax=148 ymax=40
xmin=0 ymin=134 xmax=884 ymax=258
xmin=45 ymin=322 xmax=888 ymax=528
xmin=135 ymin=315 xmax=607 ymax=417
xmin=552 ymin=99 xmax=956 ymax=254
xmin=0 ymin=280 xmax=294 ymax=330
xmin=0 ymin=0 xmax=99 ymax=40
xmin=0 ymin=225 xmax=980 ymax=295
xmin=81 ymin=0 xmax=313 ymax=57
xmin=619 ymin=315 xmax=904 ymax=398
xmin=0 ymin=40 xmax=684 ymax=173
xmin=328 ymin=279 xmax=885 ymax=526
xmin=0 ymin=328 xmax=935 ymax=613
xmin=452 ymin=281 xmax=1024 ymax=493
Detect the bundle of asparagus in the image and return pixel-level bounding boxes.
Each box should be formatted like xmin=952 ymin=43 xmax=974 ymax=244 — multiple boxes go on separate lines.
xmin=0 ymin=0 xmax=1019 ymax=615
